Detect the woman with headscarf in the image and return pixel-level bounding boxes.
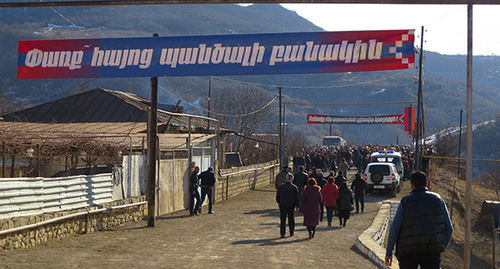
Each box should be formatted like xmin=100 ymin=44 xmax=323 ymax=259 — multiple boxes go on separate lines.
xmin=337 ymin=182 xmax=354 ymax=227
xmin=302 ymin=178 xmax=323 ymax=239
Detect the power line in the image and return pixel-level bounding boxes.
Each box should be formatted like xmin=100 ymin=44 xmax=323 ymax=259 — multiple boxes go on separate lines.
xmin=211 ymin=73 xmax=399 ymax=89
xmin=40 ymin=0 xmax=90 ymax=37
xmin=158 ymin=84 xmax=278 ymax=118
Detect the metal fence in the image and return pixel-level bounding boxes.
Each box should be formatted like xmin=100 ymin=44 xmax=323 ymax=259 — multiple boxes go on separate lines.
xmin=0 ymin=174 xmax=114 ymax=220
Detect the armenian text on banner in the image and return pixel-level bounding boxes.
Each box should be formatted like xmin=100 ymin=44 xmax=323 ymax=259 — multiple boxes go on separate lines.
xmin=307 ymin=114 xmax=405 ymax=124
xmin=18 ymin=30 xmax=415 ymax=79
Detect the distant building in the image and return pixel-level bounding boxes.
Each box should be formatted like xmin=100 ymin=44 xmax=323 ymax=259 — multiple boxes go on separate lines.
xmin=0 ymin=88 xmax=227 ymax=177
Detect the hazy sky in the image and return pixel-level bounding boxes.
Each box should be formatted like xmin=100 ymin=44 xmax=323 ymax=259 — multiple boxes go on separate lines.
xmin=281 ymin=4 xmax=500 ymax=56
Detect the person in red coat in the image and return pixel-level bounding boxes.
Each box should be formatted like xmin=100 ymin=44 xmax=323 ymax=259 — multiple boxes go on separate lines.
xmin=322 ymin=177 xmax=339 ymax=227
xmin=302 ymin=178 xmax=323 ymax=240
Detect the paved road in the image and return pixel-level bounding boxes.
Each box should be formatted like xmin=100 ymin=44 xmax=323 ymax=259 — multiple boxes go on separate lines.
xmin=1 ymin=175 xmax=393 ymax=269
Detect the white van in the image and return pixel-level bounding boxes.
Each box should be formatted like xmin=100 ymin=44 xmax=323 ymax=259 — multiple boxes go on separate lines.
xmin=370 ymin=150 xmax=403 ymax=176
xmin=322 ymin=136 xmax=347 ymax=147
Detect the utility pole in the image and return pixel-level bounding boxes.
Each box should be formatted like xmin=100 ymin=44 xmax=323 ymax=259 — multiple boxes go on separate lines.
xmin=458 ymin=109 xmax=463 ymax=179
xmin=207 ymin=76 xmax=211 ymax=131
xmin=414 ymin=26 xmax=424 ymax=171
xmin=278 ymin=87 xmax=282 ymax=168
xmin=464 ymin=4 xmax=473 ymax=268
xmin=147 ymin=33 xmax=159 ymax=228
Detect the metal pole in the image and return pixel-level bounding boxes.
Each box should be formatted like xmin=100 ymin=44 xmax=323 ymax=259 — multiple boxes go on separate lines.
xmin=282 ymin=104 xmax=286 ymax=167
xmin=464 ymin=3 xmax=473 ymax=268
xmin=156 ymin=136 xmax=160 ymax=217
xmin=458 ymin=109 xmax=463 ymax=179
xmin=208 ymin=76 xmax=211 ymax=132
xmin=278 ymin=87 xmax=282 ymax=168
xmin=147 ymin=76 xmax=158 ymax=227
xmin=415 ymin=25 xmax=424 ymax=171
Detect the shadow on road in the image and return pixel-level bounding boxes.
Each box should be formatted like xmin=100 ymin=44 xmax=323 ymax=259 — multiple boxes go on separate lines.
xmin=243 ymin=208 xmax=279 ymax=217
xmin=232 ymin=237 xmax=310 ymax=246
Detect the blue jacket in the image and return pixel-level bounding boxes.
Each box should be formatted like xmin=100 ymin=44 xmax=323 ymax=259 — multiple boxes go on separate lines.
xmin=386 ymin=186 xmax=453 ymax=258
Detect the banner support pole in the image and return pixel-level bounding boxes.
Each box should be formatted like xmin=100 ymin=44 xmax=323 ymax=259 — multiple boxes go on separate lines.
xmin=147 ymin=33 xmax=159 ymax=228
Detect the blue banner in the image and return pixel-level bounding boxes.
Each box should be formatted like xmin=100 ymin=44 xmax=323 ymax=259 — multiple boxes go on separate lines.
xmin=18 ymin=30 xmax=415 ymax=79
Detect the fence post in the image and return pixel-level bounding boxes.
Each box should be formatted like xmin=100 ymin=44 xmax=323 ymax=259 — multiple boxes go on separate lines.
xmin=253 ymin=169 xmax=258 ymax=189
xmin=225 ymin=176 xmax=229 ymax=201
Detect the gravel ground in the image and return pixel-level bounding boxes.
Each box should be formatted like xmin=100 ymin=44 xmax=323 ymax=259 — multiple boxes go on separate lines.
xmin=0 ymin=172 xmax=396 ymax=269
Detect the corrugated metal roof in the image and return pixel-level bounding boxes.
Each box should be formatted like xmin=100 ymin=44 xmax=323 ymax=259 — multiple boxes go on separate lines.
xmin=1 ymin=88 xmax=218 ymax=133
xmin=0 ymin=122 xmax=215 ymax=149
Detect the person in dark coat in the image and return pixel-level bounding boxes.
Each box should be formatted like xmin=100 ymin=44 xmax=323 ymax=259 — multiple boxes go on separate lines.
xmin=189 ymin=166 xmax=201 ymax=216
xmin=385 ymin=171 xmax=453 ymax=268
xmin=276 ymin=173 xmax=300 ymax=238
xmin=199 ymin=167 xmax=216 ymax=214
xmin=302 ymin=178 xmax=323 ymax=240
xmin=350 ymin=173 xmax=368 ymax=213
xmin=337 ymin=182 xmax=353 ymax=227
xmin=335 ymin=170 xmax=346 ymax=186
xmin=293 ymin=166 xmax=308 ymax=213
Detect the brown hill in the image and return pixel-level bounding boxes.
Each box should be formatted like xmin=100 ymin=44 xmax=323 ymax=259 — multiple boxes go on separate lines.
xmin=427 ymin=164 xmax=497 ymax=268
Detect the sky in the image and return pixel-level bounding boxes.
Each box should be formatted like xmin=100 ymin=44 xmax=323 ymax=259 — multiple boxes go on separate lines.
xmin=280 ymin=4 xmax=500 ymax=56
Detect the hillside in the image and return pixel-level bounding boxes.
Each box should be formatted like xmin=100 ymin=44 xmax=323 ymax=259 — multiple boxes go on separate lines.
xmin=0 ymin=4 xmax=499 ymax=148
xmin=429 ymin=165 xmax=498 ymax=269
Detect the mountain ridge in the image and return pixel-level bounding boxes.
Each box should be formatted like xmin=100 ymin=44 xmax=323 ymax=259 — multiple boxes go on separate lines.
xmin=0 ymin=4 xmax=499 ymax=147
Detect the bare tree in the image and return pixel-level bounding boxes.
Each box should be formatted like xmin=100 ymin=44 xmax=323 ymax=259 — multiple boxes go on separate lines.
xmin=211 ymin=82 xmax=277 ymax=162
xmin=433 ymin=122 xmax=460 ymax=168
xmin=0 ymin=95 xmax=17 ymax=116
xmin=286 ymin=132 xmax=308 ymax=160
xmin=0 ymin=124 xmax=125 ymax=177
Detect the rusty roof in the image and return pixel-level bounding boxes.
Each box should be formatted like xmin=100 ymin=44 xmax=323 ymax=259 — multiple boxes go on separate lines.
xmin=0 ymin=121 xmax=216 ymax=150
xmin=1 ymin=88 xmax=219 ymax=133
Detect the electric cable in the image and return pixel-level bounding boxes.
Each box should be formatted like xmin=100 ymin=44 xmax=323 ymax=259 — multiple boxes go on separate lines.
xmin=158 ymin=84 xmax=277 ymax=118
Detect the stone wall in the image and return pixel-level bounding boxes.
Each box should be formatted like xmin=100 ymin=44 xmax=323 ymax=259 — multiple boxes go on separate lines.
xmin=216 ymin=161 xmax=279 ymax=202
xmin=0 ymin=196 xmax=146 ymax=251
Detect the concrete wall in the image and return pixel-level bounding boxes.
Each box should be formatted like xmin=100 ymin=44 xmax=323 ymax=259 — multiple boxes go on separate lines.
xmin=355 ymin=201 xmax=399 ymax=269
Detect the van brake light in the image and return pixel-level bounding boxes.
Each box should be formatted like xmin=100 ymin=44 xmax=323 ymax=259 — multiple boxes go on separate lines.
xmin=392 ymin=174 xmax=395 ymax=181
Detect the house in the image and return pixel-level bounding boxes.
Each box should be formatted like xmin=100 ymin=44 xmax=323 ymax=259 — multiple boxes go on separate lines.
xmin=0 ymin=88 xmax=226 ymax=216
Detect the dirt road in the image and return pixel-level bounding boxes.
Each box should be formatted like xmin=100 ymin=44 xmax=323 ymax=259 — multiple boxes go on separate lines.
xmin=0 ymin=173 xmax=396 ymax=269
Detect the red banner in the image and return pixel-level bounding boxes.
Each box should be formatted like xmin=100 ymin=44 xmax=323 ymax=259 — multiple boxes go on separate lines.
xmin=307 ymin=114 xmax=404 ymax=124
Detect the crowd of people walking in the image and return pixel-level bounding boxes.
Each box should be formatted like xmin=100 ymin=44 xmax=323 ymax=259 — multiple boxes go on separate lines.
xmin=277 ymin=144 xmax=433 ymax=241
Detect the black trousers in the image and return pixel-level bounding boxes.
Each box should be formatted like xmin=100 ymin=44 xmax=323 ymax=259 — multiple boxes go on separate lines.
xmin=279 ymin=205 xmax=295 ymax=237
xmin=398 ymin=252 xmax=441 ymax=269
